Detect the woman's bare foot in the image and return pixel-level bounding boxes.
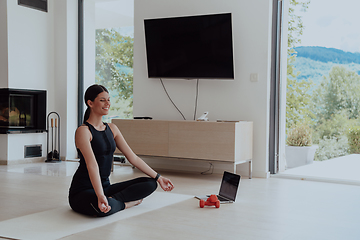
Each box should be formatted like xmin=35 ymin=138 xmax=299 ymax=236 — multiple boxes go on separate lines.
xmin=125 ymin=199 xmax=143 ymax=209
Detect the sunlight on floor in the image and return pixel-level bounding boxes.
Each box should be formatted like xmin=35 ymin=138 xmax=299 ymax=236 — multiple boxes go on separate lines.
xmin=0 ymin=161 xmax=79 ymax=177
xmin=275 ymin=154 xmax=360 ymax=185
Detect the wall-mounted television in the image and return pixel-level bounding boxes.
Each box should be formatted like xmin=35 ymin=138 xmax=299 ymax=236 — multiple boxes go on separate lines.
xmin=144 ymin=13 xmax=234 ymax=79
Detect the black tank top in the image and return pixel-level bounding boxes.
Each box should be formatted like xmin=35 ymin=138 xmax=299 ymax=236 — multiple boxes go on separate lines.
xmin=69 ymin=122 xmax=116 ymax=196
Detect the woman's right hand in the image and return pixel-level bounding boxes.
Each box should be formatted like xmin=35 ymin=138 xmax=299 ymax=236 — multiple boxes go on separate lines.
xmin=158 ymin=176 xmax=174 ymax=192
xmin=98 ymin=195 xmax=111 ymax=213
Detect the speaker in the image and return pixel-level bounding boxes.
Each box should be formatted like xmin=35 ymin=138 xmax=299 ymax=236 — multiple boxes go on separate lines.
xmin=18 ymin=0 xmax=48 ymax=12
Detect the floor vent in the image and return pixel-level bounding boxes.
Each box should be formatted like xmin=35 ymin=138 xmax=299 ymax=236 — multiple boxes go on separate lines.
xmin=24 ymin=145 xmax=42 ymax=158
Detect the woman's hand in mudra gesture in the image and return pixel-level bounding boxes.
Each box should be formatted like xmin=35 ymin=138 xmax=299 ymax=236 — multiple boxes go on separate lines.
xmin=98 ymin=194 xmax=111 ymax=213
xmin=157 ymin=176 xmax=174 ymax=192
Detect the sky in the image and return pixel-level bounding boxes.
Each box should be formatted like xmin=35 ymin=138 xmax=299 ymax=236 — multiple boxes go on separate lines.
xmin=294 ymin=0 xmax=360 ymax=53
xmin=95 ymin=0 xmax=134 ymax=29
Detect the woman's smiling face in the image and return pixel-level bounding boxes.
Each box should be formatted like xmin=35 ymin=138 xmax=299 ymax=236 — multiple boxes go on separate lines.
xmin=88 ymin=91 xmax=110 ymax=116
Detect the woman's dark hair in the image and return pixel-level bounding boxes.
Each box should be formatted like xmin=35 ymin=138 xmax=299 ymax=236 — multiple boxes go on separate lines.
xmin=83 ymin=84 xmax=109 ymax=123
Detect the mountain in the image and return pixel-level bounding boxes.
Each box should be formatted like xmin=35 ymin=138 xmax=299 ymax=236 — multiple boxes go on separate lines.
xmin=290 ymin=46 xmax=360 ymax=87
xmin=294 ymin=46 xmax=360 ymax=64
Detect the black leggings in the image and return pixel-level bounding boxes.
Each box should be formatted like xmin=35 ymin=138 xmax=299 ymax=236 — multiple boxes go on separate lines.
xmin=69 ymin=177 xmax=157 ymax=217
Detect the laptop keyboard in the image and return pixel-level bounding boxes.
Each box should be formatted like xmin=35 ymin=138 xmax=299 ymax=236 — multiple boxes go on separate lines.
xmin=217 ymin=195 xmax=230 ymax=202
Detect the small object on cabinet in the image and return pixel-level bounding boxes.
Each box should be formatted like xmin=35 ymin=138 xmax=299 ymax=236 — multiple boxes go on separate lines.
xmin=197 ymin=111 xmax=209 ymax=121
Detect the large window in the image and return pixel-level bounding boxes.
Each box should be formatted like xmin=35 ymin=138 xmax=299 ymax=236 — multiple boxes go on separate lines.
xmin=284 ymin=0 xmax=360 ymax=170
xmin=95 ymin=27 xmax=134 ymax=121
xmin=94 ymin=0 xmax=134 ymax=122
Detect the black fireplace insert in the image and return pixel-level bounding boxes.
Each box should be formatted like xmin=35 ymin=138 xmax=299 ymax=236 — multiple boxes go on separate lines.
xmin=0 ymin=88 xmax=46 ymax=134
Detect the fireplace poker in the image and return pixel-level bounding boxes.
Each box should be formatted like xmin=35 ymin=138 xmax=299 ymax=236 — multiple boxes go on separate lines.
xmin=47 ymin=118 xmax=54 ymax=160
xmin=53 ymin=118 xmax=59 ymax=160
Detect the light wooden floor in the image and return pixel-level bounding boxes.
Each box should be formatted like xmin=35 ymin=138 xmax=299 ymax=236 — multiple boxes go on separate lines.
xmin=0 ymin=161 xmax=359 ymax=240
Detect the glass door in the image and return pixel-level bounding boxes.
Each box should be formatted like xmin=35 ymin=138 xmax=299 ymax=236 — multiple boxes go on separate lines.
xmin=82 ymin=0 xmax=135 ymax=123
xmin=280 ymin=0 xmax=360 ymax=183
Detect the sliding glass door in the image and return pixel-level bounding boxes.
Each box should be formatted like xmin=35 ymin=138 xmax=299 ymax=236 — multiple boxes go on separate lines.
xmin=79 ymin=0 xmax=134 ymax=124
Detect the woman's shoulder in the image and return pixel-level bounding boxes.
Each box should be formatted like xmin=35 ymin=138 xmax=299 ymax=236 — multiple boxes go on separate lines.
xmin=107 ymin=122 xmax=120 ymax=135
xmin=76 ymin=124 xmax=91 ymax=135
xmin=75 ymin=124 xmax=92 ymax=142
xmin=77 ymin=124 xmax=88 ymax=130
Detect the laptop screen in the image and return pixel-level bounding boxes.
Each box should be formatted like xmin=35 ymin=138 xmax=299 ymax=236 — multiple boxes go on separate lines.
xmin=219 ymin=171 xmax=241 ymax=201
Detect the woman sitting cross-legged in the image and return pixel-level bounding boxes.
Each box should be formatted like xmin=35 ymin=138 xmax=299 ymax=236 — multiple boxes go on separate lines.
xmin=68 ymin=84 xmax=174 ymax=217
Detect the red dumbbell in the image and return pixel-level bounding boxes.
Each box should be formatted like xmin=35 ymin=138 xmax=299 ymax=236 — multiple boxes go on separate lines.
xmin=199 ymin=194 xmax=220 ymax=208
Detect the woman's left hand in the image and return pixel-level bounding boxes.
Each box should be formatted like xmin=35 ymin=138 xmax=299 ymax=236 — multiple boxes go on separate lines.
xmin=158 ymin=176 xmax=174 ymax=192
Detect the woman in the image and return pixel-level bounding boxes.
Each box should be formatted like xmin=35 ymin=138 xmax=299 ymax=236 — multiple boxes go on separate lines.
xmin=69 ymin=84 xmax=174 ymax=217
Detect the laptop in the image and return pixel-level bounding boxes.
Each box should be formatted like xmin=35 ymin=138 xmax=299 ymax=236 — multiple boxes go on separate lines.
xmin=195 ymin=171 xmax=241 ymax=203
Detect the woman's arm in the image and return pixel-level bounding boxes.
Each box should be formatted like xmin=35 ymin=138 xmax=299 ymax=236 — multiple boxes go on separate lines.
xmin=75 ymin=126 xmax=111 ymax=213
xmin=108 ymin=123 xmax=174 ymax=191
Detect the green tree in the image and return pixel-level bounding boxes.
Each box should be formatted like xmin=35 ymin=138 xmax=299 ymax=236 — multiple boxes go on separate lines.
xmin=311 ymin=67 xmax=360 ymax=161
xmin=288 ymin=0 xmax=310 ymax=49
xmin=95 ymin=28 xmax=134 ymax=118
xmin=347 ymin=126 xmax=360 ymax=154
xmin=312 ymin=110 xmax=357 ymax=141
xmin=312 ymin=66 xmax=360 ymax=144
xmin=313 ymin=66 xmax=360 ymax=121
xmin=286 ymin=0 xmax=312 ymax=130
xmin=286 ymin=77 xmax=314 ymax=129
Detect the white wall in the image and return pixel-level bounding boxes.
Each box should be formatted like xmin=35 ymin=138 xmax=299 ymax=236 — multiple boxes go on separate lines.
xmin=0 ymin=0 xmax=78 ymax=163
xmin=7 ymin=0 xmax=53 ymax=91
xmin=134 ymin=0 xmax=273 ymax=178
xmin=65 ymin=1 xmax=79 ymax=159
xmin=0 ymin=135 xmax=8 ymax=162
xmin=53 ymin=0 xmax=68 ymax=160
xmin=7 ymin=133 xmax=47 ymax=162
xmin=95 ymin=0 xmax=134 ymax=29
xmin=84 ymin=0 xmax=96 ymax=91
xmin=0 ymin=0 xmax=9 ymax=89
xmin=2 ymin=0 xmax=52 ymax=162
xmin=53 ymin=0 xmax=79 ymax=160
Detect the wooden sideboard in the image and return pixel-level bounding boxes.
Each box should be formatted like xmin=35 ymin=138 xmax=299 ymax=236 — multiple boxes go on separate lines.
xmin=112 ymin=119 xmax=253 ymax=178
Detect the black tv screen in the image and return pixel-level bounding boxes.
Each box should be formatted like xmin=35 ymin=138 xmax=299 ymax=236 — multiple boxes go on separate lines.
xmin=144 ymin=13 xmax=234 ymax=79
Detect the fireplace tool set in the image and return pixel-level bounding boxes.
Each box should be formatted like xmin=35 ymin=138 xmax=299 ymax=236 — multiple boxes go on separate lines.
xmin=46 ymin=112 xmax=61 ymax=162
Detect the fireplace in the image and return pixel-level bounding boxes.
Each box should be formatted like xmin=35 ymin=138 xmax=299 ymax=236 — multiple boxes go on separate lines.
xmin=0 ymin=88 xmax=46 ymax=134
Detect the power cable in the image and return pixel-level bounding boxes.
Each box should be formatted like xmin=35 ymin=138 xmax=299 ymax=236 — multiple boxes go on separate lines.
xmin=201 ymin=162 xmax=214 ymax=175
xmin=160 ymin=78 xmax=186 ymax=120
xmin=193 ymin=79 xmax=199 ymax=120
